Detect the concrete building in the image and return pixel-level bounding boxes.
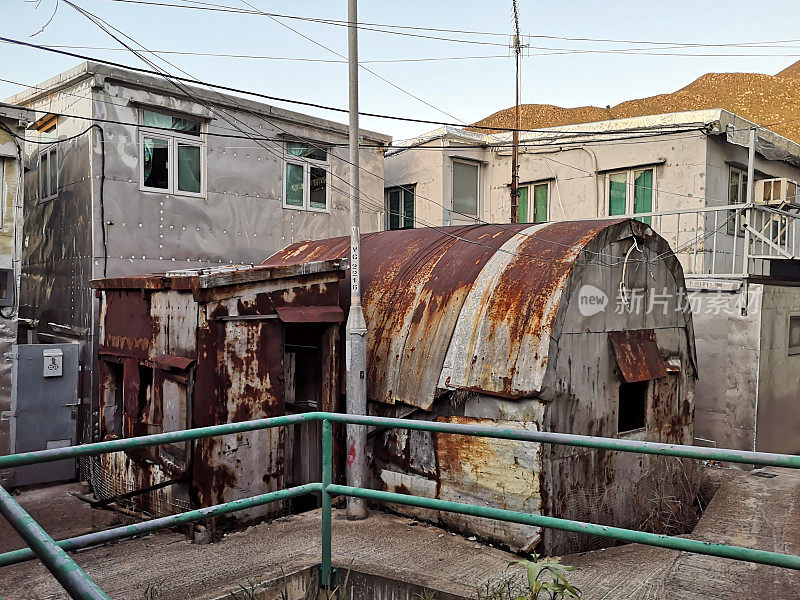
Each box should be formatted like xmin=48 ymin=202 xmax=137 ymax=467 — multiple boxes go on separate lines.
xmin=4 ymin=61 xmax=390 ymax=450
xmin=385 ymin=109 xmax=800 ymax=456
xmin=265 ymin=219 xmax=697 ymax=555
xmin=0 ymin=103 xmax=30 ymax=456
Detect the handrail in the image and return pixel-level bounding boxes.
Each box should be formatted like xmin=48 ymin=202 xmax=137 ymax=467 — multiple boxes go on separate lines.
xmin=2 ymin=411 xmax=800 ymax=599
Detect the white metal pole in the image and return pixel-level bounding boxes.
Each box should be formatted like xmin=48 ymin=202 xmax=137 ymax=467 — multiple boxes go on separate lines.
xmin=345 ymin=0 xmax=368 ymax=520
xmin=744 ymin=127 xmax=756 ymax=276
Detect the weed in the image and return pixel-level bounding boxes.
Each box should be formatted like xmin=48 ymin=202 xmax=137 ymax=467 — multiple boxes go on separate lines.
xmin=142 ymin=579 xmax=166 ymax=600
xmin=476 ymin=555 xmax=581 ymax=600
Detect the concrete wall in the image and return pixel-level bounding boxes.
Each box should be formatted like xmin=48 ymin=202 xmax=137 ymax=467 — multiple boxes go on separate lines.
xmin=0 ymin=118 xmax=21 ymax=455
xmin=691 ymin=283 xmax=761 ymax=452
xmin=755 ymin=284 xmax=800 ymax=454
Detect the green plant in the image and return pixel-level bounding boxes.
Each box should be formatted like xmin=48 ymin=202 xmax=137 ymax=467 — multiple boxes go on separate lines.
xmin=415 ymin=590 xmax=437 ymax=600
xmin=228 ymin=577 xmax=264 ymax=600
xmin=476 ymin=555 xmax=581 ymax=600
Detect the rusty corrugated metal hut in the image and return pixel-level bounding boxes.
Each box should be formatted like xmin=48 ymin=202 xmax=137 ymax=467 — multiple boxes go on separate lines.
xmin=92 ymin=259 xmax=347 ymax=522
xmin=265 ymin=219 xmax=697 ymax=555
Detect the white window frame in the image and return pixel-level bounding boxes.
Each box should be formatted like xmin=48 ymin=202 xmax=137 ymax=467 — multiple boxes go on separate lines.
xmin=606 ymin=167 xmax=657 ymax=215
xmin=451 ymin=158 xmax=480 ymax=218
xmin=138 ymin=111 xmax=205 ymax=198
xmin=520 ymin=180 xmax=551 ymax=223
xmin=37 ymin=145 xmax=58 ymax=202
xmin=282 ymin=144 xmax=331 ymax=213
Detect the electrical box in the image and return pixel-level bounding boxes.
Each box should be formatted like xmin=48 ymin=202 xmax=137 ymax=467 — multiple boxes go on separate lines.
xmin=42 ymin=348 xmax=63 ymax=377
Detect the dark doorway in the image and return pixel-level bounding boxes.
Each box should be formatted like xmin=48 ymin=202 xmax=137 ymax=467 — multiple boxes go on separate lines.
xmin=618 ymin=380 xmax=648 ymax=433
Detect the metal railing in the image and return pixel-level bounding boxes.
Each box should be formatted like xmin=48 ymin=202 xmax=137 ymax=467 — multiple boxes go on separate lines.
xmin=580 ymin=203 xmax=800 ymax=277
xmin=2 ymin=412 xmax=800 ymax=600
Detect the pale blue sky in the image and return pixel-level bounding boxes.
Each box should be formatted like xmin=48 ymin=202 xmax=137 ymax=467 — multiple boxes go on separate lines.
xmin=2 ymin=0 xmax=799 ymax=140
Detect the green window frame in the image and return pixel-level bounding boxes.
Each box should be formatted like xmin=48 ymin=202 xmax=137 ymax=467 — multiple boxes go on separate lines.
xmin=386 ymin=186 xmax=415 ymax=230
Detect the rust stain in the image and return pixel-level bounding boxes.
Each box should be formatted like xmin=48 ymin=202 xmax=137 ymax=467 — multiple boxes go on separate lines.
xmin=609 ymin=329 xmax=668 ymax=383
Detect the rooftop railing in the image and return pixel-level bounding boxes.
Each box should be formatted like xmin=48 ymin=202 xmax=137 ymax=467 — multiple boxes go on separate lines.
xmin=2 ymin=412 xmax=800 ymax=600
xmin=579 ymin=203 xmax=800 ymax=278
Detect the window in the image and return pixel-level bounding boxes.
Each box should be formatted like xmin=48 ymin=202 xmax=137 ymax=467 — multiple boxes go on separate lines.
xmin=728 ymin=167 xmax=748 ymax=235
xmin=618 ymin=380 xmax=648 ymax=433
xmin=789 ymin=316 xmax=800 ymax=355
xmin=386 ymin=186 xmax=415 ymax=230
xmin=284 ymin=142 xmax=329 ymax=212
xmin=452 ymin=160 xmax=479 ymax=217
xmin=38 ymin=146 xmax=58 ymax=201
xmin=518 ymin=182 xmax=549 ymax=224
xmin=607 ymin=168 xmax=655 ymax=225
xmin=139 ymin=109 xmax=204 ymax=196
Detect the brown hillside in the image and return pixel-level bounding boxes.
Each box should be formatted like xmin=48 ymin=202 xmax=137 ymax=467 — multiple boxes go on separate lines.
xmin=473 ymin=61 xmax=800 ymax=143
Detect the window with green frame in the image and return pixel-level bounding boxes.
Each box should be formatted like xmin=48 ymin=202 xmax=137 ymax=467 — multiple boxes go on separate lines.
xmin=608 ymin=168 xmax=654 ymax=225
xmin=517 ymin=183 xmax=549 ymax=223
xmin=386 ymin=186 xmax=415 ymax=229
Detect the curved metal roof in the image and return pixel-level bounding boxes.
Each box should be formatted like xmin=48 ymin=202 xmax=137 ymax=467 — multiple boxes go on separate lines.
xmin=264 ymin=219 xmax=693 ymax=410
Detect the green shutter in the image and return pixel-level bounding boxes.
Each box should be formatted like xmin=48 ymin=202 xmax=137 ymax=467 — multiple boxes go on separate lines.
xmin=403 ymin=188 xmax=414 ymax=228
xmin=388 ymin=190 xmax=400 ymax=230
xmin=633 ymin=169 xmax=653 ymax=225
xmin=609 ymin=173 xmax=627 ymax=216
xmin=533 ymin=183 xmax=548 ymax=223
xmin=517 ymin=187 xmax=528 ymax=223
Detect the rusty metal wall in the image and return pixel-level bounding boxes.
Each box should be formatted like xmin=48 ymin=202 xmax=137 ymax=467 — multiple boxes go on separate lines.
xmin=267 ymin=219 xmax=697 ymax=554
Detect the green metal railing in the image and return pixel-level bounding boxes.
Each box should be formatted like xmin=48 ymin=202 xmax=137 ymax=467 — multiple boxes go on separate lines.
xmin=2 ymin=411 xmax=800 ymax=600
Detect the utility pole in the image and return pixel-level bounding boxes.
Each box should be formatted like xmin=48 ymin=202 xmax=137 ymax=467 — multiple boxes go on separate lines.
xmin=510 ymin=0 xmax=522 ymax=223
xmin=346 ymin=0 xmax=368 ymax=520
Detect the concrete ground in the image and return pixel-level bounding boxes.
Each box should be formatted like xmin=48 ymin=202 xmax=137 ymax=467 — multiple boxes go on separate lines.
xmin=1 ymin=466 xmax=799 ymax=600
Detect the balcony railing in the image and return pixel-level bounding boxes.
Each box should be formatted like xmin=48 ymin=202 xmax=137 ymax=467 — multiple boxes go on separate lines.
xmin=2 ymin=412 xmax=800 ymax=599
xmin=580 ymin=203 xmax=800 ymax=278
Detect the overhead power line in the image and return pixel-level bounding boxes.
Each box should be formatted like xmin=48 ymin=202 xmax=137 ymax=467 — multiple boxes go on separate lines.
xmin=0 ymin=36 xmax=720 ymax=136
xmin=95 ymin=0 xmax=800 ymax=51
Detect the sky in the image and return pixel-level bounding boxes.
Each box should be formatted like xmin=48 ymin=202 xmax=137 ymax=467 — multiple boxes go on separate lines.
xmin=2 ymin=0 xmax=800 ymax=140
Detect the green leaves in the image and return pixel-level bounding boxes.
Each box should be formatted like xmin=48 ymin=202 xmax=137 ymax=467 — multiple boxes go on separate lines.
xmin=504 ymin=555 xmax=582 ymax=600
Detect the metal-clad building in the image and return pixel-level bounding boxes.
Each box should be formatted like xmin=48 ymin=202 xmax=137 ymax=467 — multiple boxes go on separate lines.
xmin=5 ymin=62 xmax=390 ymax=448
xmin=265 ymin=219 xmax=697 ymax=555
xmin=92 ymin=260 xmax=346 ymax=521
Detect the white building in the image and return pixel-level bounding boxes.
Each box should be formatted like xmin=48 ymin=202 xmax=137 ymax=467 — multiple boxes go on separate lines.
xmin=385 ymin=109 xmax=800 ymax=455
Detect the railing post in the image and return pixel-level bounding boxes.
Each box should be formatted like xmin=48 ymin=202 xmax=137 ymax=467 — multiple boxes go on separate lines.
xmin=0 ymin=484 xmax=110 ymax=600
xmin=321 ymin=418 xmax=334 ymax=588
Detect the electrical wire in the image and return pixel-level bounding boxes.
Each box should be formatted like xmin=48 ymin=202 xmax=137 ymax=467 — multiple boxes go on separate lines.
xmin=0 ymin=37 xmax=734 ymax=136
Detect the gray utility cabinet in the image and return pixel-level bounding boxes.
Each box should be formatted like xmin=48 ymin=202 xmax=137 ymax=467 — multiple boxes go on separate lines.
xmin=1 ymin=344 xmax=80 ymax=487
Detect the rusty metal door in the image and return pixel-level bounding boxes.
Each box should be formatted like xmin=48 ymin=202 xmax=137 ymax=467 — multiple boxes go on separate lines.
xmin=3 ymin=344 xmax=80 ymax=487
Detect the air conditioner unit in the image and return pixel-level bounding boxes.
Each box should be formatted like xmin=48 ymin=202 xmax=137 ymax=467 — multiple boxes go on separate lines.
xmin=754 ymin=178 xmax=798 ymax=206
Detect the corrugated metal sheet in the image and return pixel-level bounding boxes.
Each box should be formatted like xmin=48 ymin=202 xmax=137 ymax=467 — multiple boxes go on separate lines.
xmin=609 ymin=329 xmax=668 ymax=383
xmin=265 ymin=220 xmax=630 ymax=406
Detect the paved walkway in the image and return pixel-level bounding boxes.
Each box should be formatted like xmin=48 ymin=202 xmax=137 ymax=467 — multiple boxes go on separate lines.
xmin=1 ymin=467 xmax=798 ymax=600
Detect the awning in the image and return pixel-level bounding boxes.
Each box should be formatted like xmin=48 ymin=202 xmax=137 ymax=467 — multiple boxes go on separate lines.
xmin=155 ymin=354 xmax=195 ymax=371
xmin=609 ymin=329 xmax=668 ymax=383
xmin=276 ymin=306 xmax=344 ymax=323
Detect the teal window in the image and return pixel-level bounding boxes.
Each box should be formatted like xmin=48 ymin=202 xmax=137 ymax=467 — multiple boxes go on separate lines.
xmin=517 ymin=186 xmax=529 ymax=223
xmin=608 ymin=172 xmax=627 ymax=216
xmin=142 ymin=110 xmax=201 ymax=135
xmin=386 ymin=186 xmax=415 ymax=230
xmin=633 ymin=169 xmax=653 ymax=226
xmin=285 ymin=163 xmax=304 ymax=207
xmin=140 ymin=109 xmax=204 ymax=196
xmin=517 ymin=183 xmax=549 ymax=223
xmin=284 ymin=142 xmax=329 ymax=211
xmin=608 ymin=168 xmax=655 ymax=224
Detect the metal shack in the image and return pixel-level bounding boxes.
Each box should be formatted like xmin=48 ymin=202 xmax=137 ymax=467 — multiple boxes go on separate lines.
xmin=91 ymin=259 xmax=345 ymax=521
xmin=265 ymin=219 xmax=697 ymax=555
